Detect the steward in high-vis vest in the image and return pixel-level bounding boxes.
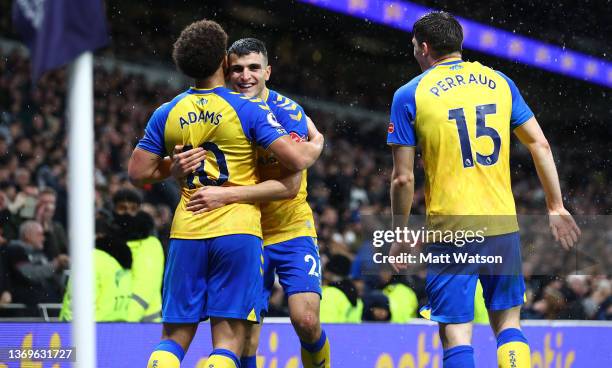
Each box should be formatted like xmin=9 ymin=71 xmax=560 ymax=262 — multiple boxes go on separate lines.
xmin=320 ymin=254 xmax=363 ymax=323
xmin=126 ymin=231 xmax=164 ymax=322
xmin=112 ymin=189 xmax=164 ymax=322
xmin=60 ymin=249 xmax=132 ymax=321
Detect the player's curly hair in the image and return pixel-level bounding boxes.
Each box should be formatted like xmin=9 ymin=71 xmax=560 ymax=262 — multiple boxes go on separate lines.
xmin=172 ymin=19 xmax=228 ymax=79
xmin=413 ymin=11 xmax=463 ymax=58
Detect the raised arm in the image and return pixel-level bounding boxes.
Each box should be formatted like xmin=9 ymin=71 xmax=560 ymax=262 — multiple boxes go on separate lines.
xmin=514 ymin=117 xmax=580 ymax=249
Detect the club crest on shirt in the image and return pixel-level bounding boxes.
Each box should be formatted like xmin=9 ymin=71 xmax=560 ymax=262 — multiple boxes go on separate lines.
xmin=267 ymin=112 xmax=281 ymax=127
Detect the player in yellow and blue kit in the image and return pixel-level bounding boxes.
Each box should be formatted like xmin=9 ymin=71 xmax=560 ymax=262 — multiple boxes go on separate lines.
xmin=128 ymin=21 xmax=324 ymax=368
xmin=387 ymin=12 xmax=580 ymax=368
xmin=179 ymin=38 xmax=330 ymax=368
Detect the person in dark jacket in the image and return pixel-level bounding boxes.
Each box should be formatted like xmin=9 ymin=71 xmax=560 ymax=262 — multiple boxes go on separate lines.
xmin=35 ymin=188 xmax=68 ymax=259
xmin=5 ymin=220 xmax=69 ymax=311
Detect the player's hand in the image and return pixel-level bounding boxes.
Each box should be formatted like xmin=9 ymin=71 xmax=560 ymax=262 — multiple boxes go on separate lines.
xmin=170 ymin=145 xmax=207 ymax=180
xmin=548 ymin=207 xmax=581 ymax=250
xmin=186 ymin=186 xmax=234 ymax=214
xmin=388 ymin=242 xmax=408 ymax=273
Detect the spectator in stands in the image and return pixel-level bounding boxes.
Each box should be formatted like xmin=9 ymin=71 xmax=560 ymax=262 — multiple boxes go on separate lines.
xmin=586 ymin=278 xmax=611 ymax=320
xmin=362 ymin=291 xmax=391 ymax=322
xmin=320 ymin=254 xmax=363 ymax=323
xmin=560 ymin=275 xmax=590 ymax=319
xmin=5 ymin=220 xmax=69 ymax=310
xmin=35 ymin=188 xmax=68 ymax=259
xmin=529 ymin=283 xmax=567 ymax=319
xmin=0 ymin=188 xmax=20 ymax=242
xmin=378 ymin=272 xmax=418 ymax=323
xmin=112 ymin=189 xmax=164 ymax=322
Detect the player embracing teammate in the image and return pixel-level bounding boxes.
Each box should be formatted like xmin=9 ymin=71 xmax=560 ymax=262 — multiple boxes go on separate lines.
xmin=387 ymin=11 xmax=580 ymax=368
xmin=129 ymin=20 xmax=325 ymax=368
xmin=171 ymin=38 xmax=331 ymax=367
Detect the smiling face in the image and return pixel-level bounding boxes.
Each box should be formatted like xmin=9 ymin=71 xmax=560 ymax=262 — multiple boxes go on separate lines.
xmin=228 ymin=52 xmax=271 ymax=98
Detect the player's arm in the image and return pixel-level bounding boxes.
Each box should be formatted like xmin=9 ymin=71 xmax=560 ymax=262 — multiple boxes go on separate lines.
xmin=127 ymin=148 xmax=170 ymax=187
xmin=185 ymin=171 xmax=302 ymax=214
xmin=178 ymin=111 xmax=319 ymax=212
xmin=128 ymin=145 xmax=207 ymax=188
xmin=267 ymin=116 xmax=324 ymax=172
xmin=386 ymin=84 xmax=418 ymax=272
xmin=168 ymin=143 xmax=301 ymax=212
xmin=388 ymin=145 xmax=416 ymax=272
xmin=390 ymin=145 xmax=416 ymax=230
xmin=514 ymin=117 xmax=580 ymax=249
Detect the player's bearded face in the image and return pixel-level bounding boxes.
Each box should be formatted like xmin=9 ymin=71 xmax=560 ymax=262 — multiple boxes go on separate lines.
xmin=228 ymin=52 xmax=271 ymax=98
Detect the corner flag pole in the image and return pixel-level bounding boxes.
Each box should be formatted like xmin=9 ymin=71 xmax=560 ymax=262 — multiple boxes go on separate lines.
xmin=67 ymin=51 xmax=96 ymax=368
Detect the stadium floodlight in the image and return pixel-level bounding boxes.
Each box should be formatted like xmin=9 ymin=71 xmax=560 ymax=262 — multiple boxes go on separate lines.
xmin=299 ymin=0 xmax=612 ymax=88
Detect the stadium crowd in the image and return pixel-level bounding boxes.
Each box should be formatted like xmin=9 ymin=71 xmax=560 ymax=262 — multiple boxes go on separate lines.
xmin=0 ymin=47 xmax=610 ymax=321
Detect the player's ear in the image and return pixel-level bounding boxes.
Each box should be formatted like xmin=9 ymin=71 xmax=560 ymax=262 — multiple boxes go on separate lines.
xmin=265 ymin=65 xmax=271 ymax=81
xmin=221 ymin=55 xmax=229 ymax=76
xmin=421 ymin=42 xmax=429 ymax=57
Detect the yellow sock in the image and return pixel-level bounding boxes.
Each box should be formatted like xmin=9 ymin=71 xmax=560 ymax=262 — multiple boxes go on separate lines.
xmin=496 ymin=328 xmax=531 ymax=368
xmin=300 ymin=330 xmax=330 ymax=368
xmin=206 ymin=349 xmax=239 ymax=368
xmin=147 ymin=351 xmax=180 ymax=368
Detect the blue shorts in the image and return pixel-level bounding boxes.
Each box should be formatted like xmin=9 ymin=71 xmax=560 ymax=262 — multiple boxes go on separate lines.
xmin=162 ymin=234 xmax=263 ymax=323
xmin=261 ymin=237 xmax=322 ymax=314
xmin=421 ymin=232 xmax=525 ymax=324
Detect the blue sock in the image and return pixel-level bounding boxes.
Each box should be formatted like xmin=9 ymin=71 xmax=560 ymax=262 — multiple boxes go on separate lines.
xmin=443 ymin=345 xmax=474 ymax=368
xmin=300 ymin=329 xmax=327 ymax=352
xmin=240 ymin=355 xmax=257 ymax=368
xmin=155 ymin=339 xmax=185 ymax=361
xmin=496 ymin=328 xmax=528 ymax=347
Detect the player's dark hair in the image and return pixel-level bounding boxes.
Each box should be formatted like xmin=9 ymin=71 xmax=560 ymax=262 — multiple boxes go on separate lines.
xmin=413 ymin=11 xmax=463 ymax=58
xmin=173 ymin=19 xmax=228 ymax=79
xmin=228 ymin=38 xmax=268 ymax=62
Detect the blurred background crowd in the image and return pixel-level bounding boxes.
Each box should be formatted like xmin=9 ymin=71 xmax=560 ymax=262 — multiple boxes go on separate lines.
xmin=0 ymin=0 xmax=610 ymax=322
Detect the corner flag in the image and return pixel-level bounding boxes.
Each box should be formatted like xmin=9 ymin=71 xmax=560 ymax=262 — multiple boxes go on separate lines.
xmin=12 ymin=0 xmax=109 ymax=81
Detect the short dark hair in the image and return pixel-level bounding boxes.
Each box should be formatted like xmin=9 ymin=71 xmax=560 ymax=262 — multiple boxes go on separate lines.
xmin=172 ymin=19 xmax=228 ymax=79
xmin=112 ymin=188 xmax=142 ymax=206
xmin=413 ymin=11 xmax=463 ymax=58
xmin=228 ymin=38 xmax=268 ymax=62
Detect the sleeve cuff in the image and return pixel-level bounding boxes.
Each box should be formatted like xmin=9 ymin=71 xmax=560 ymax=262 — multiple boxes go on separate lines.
xmin=135 ymin=144 xmax=165 ymax=157
xmin=387 ymin=138 xmax=416 ymax=147
xmin=261 ymin=134 xmax=287 ymax=150
xmin=511 ymin=114 xmax=534 ymax=130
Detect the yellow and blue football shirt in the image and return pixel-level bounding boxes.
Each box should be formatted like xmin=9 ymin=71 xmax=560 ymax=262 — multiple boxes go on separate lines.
xmin=257 ymin=88 xmax=317 ymax=245
xmin=387 ymin=58 xmax=533 ymax=235
xmin=137 ymin=86 xmax=288 ymax=239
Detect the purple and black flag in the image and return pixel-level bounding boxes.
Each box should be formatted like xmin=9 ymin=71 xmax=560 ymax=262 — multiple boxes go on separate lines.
xmin=12 ymin=0 xmax=109 ymax=81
